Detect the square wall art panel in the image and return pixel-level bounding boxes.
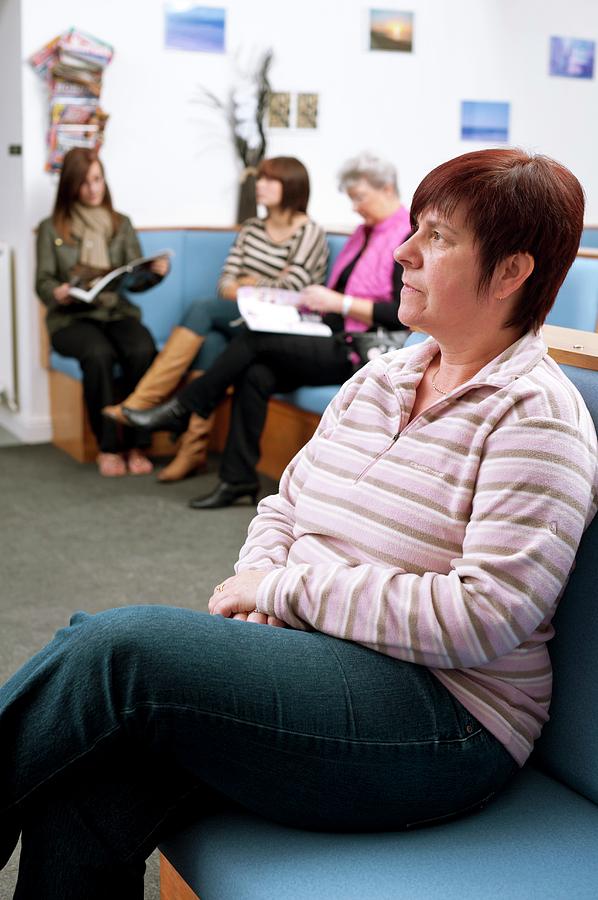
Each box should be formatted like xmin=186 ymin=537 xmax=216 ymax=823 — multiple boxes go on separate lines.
xmin=461 ymin=100 xmax=509 ymax=142
xmin=297 ymin=93 xmax=319 ymax=129
xmin=549 ymin=36 xmax=595 ymax=79
xmin=369 ymin=10 xmax=413 ymax=52
xmin=269 ymin=92 xmax=291 ymax=128
xmin=164 ymin=3 xmax=226 ymax=53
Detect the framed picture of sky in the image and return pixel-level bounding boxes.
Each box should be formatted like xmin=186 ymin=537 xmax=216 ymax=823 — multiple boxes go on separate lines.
xmin=460 ymin=101 xmax=510 ymax=142
xmin=164 ymin=3 xmax=226 ymax=53
xmin=549 ymin=36 xmax=595 ymax=79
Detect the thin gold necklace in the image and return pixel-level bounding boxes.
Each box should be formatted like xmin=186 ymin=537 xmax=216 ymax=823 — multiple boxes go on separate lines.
xmin=431 ymin=367 xmax=449 ymax=395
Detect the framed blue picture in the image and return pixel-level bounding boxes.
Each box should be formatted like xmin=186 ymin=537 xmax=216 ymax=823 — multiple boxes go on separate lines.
xmin=549 ymin=36 xmax=595 ymax=79
xmin=460 ymin=101 xmax=510 ymax=142
xmin=164 ymin=3 xmax=226 ymax=54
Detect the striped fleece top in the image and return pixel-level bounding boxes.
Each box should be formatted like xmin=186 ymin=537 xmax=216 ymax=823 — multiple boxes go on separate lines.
xmin=217 ymin=217 xmax=329 ymax=295
xmin=238 ymin=331 xmax=598 ymax=766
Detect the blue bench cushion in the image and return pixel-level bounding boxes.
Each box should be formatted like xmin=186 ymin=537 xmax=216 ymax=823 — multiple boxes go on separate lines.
xmin=180 ymin=230 xmax=238 ymax=305
xmin=160 ymin=767 xmax=598 ymax=900
xmin=325 ymin=232 xmax=348 ymax=269
xmin=129 ymin=231 xmax=187 ymax=347
xmin=49 ymin=351 xmax=87 ymax=380
xmin=532 ymin=364 xmax=598 ymax=805
xmin=129 ymin=230 xmax=237 ymax=347
xmin=546 ymin=255 xmax=598 ymax=331
xmin=277 ymin=385 xmax=340 ymax=416
xmin=581 ymin=227 xmax=598 ymax=249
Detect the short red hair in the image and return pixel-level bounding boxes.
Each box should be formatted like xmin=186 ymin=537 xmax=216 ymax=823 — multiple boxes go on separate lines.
xmin=410 ymin=149 xmax=585 ymax=333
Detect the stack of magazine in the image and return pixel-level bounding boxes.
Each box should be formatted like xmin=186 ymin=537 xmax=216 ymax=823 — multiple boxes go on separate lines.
xmin=29 ymin=29 xmax=114 ymax=172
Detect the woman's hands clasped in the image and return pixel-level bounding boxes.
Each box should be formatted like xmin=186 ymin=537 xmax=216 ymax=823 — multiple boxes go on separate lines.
xmin=208 ymin=571 xmax=287 ymax=627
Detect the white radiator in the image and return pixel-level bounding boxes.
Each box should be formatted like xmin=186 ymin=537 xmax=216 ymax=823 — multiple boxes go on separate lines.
xmin=0 ymin=241 xmax=18 ymax=411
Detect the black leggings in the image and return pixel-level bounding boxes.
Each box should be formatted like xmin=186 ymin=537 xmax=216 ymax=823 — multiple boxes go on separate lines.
xmin=177 ymin=329 xmax=354 ymax=482
xmin=51 ymin=318 xmax=156 ymax=453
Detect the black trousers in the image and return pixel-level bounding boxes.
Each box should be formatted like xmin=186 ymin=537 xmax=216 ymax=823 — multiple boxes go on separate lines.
xmin=177 ymin=329 xmax=354 ymax=483
xmin=51 ymin=318 xmax=156 ymax=453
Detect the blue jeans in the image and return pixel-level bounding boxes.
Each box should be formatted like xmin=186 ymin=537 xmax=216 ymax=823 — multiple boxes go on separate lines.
xmin=1 ymin=607 xmax=516 ymax=898
xmin=181 ymin=298 xmax=244 ymax=371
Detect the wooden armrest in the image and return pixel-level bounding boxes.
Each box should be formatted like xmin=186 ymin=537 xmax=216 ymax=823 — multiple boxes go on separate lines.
xmin=542 ymin=323 xmax=598 ymax=371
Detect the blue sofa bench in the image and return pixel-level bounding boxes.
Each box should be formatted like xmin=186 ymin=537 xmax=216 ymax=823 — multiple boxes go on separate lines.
xmin=45 ymin=227 xmax=348 ymax=474
xmin=45 ymin=229 xmax=598 ymax=474
xmin=156 ymin=355 xmax=598 ymax=900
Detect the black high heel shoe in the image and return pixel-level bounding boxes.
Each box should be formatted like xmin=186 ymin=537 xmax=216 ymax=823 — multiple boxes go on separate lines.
xmin=120 ymin=398 xmax=190 ymax=434
xmin=188 ymin=480 xmax=259 ymax=509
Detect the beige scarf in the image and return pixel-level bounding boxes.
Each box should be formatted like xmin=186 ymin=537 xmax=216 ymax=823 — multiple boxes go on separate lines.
xmin=70 ymin=204 xmax=119 ymax=308
xmin=70 ymin=203 xmax=114 ymax=269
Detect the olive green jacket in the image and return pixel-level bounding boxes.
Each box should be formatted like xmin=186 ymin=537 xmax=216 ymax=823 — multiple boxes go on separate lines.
xmin=36 ymin=214 xmax=160 ymax=336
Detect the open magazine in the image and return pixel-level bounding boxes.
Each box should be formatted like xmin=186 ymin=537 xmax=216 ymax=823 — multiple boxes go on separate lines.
xmin=236 ymin=286 xmax=332 ymax=336
xmin=68 ymin=250 xmax=173 ymax=303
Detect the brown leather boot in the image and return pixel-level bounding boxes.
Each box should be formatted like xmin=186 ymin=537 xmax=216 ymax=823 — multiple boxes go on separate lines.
xmin=102 ymin=327 xmax=204 ymax=424
xmin=157 ymin=412 xmax=215 ymax=482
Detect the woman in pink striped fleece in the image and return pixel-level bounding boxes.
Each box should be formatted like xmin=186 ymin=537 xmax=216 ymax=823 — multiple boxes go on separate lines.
xmin=2 ymin=149 xmax=596 ymax=897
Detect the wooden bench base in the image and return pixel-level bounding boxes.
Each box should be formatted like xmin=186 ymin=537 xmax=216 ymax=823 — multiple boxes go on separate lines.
xmin=48 ymin=369 xmax=191 ymax=463
xmin=48 ymin=370 xmax=320 ymax=482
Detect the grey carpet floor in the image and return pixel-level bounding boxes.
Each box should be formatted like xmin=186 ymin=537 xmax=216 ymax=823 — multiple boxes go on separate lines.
xmin=0 ymin=424 xmax=20 ymax=447
xmin=0 ymin=442 xmax=276 ymax=898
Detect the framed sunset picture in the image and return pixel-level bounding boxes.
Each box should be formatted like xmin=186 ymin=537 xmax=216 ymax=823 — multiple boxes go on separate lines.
xmin=369 ymin=10 xmax=414 ymax=53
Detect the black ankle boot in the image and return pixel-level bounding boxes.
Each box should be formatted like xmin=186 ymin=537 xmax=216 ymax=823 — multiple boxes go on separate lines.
xmin=188 ymin=480 xmax=259 ymax=509
xmin=121 ymin=398 xmax=189 ymax=433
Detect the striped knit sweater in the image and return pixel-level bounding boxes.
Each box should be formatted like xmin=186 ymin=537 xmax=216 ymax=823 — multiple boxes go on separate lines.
xmin=217 ymin=217 xmax=329 ymax=294
xmin=238 ymin=332 xmax=598 ymax=765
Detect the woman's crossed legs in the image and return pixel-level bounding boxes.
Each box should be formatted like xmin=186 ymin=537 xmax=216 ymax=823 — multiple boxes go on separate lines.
xmin=1 ymin=607 xmax=516 ymax=898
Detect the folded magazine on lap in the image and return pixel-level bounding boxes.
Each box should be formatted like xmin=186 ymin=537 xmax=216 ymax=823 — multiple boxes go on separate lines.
xmin=68 ymin=249 xmax=173 ymax=303
xmin=237 ymin=286 xmax=332 ymax=336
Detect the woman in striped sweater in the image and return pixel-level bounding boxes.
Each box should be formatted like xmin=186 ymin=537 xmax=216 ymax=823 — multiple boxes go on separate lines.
xmin=103 ymin=156 xmax=328 ymax=481
xmin=119 ymin=153 xmax=412 ymax=503
xmin=2 ymin=149 xmax=597 ymax=896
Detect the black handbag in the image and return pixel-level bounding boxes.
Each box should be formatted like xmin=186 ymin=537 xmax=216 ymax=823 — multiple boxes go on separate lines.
xmin=343 ymin=327 xmax=410 ymax=365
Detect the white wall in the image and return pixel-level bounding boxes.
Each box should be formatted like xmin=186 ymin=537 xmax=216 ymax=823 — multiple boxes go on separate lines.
xmin=2 ymin=0 xmax=598 ymax=439
xmin=0 ymin=0 xmax=50 ymax=440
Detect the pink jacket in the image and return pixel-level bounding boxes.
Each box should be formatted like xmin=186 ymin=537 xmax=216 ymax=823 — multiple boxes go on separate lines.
xmin=327 ymin=205 xmax=411 ymax=332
